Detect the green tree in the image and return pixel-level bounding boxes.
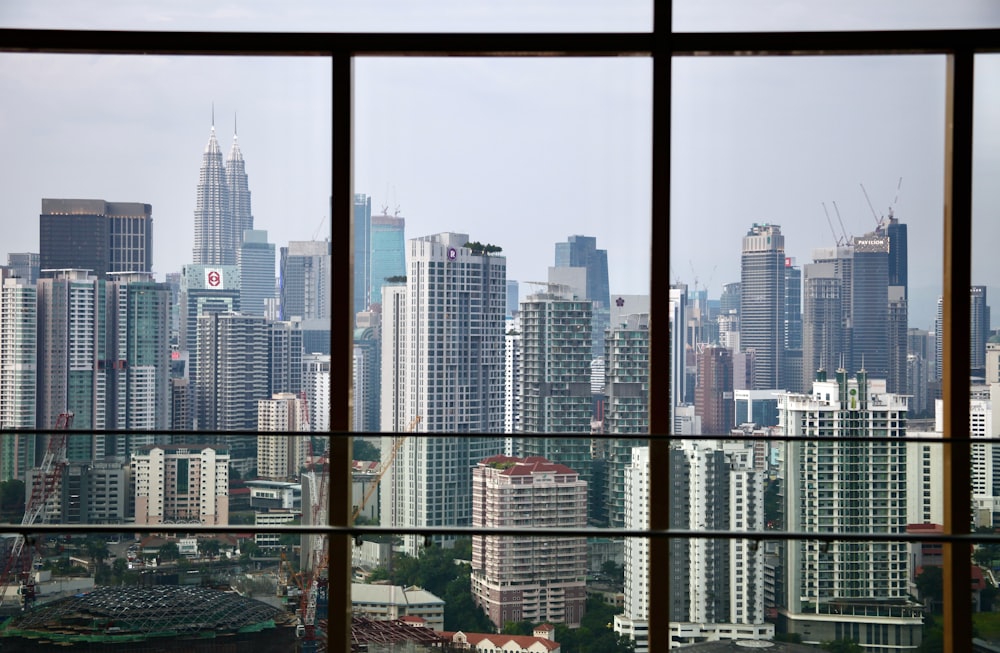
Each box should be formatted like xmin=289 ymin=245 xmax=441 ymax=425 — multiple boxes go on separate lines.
xmin=84 ymin=536 xmax=109 ymax=567
xmin=915 ymin=566 xmax=944 ymax=612
xmin=158 ymin=542 xmax=179 ymax=562
xmin=241 ymin=540 xmax=260 ymax=559
xmin=112 ymin=557 xmax=128 ymax=583
xmin=199 ymin=538 xmax=221 ymax=559
xmin=353 ymin=438 xmax=380 ymax=461
xmin=502 ymin=621 xmax=534 ymax=635
xmin=822 ymin=639 xmax=864 ymax=653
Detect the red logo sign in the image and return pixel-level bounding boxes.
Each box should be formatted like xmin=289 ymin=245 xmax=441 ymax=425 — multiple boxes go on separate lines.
xmin=207 ymin=270 xmax=221 ymax=287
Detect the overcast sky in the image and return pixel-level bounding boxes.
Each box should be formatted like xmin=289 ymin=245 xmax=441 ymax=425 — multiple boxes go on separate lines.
xmin=2 ymin=1 xmax=999 ymax=330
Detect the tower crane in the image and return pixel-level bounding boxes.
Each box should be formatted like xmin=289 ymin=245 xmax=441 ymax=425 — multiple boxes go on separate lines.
xmin=350 ymin=415 xmax=421 ymax=524
xmin=0 ymin=412 xmax=73 ymax=609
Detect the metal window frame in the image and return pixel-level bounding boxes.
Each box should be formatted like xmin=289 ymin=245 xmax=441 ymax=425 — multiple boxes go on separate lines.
xmin=1 ymin=9 xmax=999 ymax=651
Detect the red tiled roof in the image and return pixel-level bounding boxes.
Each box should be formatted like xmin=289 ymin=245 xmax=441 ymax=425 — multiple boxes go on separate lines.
xmin=439 ymin=631 xmax=561 ymax=652
xmin=478 ymin=455 xmax=578 ymax=477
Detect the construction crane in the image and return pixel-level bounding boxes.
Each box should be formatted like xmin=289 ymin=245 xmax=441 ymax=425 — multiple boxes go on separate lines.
xmin=0 ymin=412 xmax=73 ymax=609
xmin=350 ymin=415 xmax=421 ymax=524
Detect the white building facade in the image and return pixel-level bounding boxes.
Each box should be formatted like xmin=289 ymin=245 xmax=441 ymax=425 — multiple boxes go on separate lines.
xmin=132 ymin=444 xmax=230 ymax=526
xmin=257 ymin=392 xmax=309 ymax=480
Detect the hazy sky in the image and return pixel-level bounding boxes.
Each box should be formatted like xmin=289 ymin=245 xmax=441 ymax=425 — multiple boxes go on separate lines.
xmin=2 ymin=1 xmax=999 ymax=330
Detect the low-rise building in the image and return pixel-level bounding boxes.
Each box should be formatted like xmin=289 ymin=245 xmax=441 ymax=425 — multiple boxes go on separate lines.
xmin=351 ymin=584 xmax=445 ymax=631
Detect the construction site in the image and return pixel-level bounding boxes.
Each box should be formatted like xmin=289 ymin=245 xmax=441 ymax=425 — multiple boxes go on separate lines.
xmin=0 ymin=585 xmax=298 ymax=651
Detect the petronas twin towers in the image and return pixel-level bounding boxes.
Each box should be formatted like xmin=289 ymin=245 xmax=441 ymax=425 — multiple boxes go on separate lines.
xmin=193 ymin=120 xmax=252 ymax=266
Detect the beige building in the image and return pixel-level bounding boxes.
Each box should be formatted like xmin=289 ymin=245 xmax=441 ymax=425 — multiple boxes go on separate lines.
xmin=257 ymin=392 xmax=309 ymax=480
xmin=132 ymin=444 xmax=229 ymax=526
xmin=471 ymin=455 xmax=588 ymax=628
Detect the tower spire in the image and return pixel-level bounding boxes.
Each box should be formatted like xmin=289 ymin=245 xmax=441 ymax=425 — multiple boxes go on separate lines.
xmin=212 ymin=102 xmax=215 ymax=130
xmin=234 ymin=111 xmax=237 ymax=137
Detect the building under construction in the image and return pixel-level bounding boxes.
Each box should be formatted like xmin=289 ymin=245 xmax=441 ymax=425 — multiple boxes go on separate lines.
xmin=0 ymin=585 xmax=297 ymax=651
xmin=350 ymin=616 xmax=451 ymax=652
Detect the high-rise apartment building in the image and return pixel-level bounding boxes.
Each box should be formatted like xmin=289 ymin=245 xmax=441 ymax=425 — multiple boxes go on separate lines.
xmin=6 ymin=253 xmax=39 ymax=284
xmin=353 ymin=325 xmax=380 ymax=434
xmin=739 ymin=223 xmax=785 ymax=390
xmin=470 ymin=455 xmax=588 ymax=629
xmin=779 ymin=370 xmax=922 ymax=649
xmin=695 ymin=345 xmax=734 ymax=435
xmin=614 ymin=447 xmax=650 ymax=653
xmin=40 ymin=199 xmax=153 ymax=278
xmin=237 ymin=229 xmax=275 ymax=317
xmin=379 ymin=233 xmax=505 ymax=555
xmin=370 ymin=213 xmax=405 ymax=307
xmin=178 ymin=264 xmax=240 ymax=383
xmin=603 ymin=313 xmax=649 ymax=529
xmin=279 ymin=240 xmax=331 ymax=321
xmin=354 ymin=194 xmax=372 ymax=316
xmin=669 ymin=285 xmax=687 ymax=429
xmin=269 ymin=318 xmax=304 ymax=397
xmin=552 ymin=235 xmax=610 ymax=358
xmin=132 ymin=444 xmax=229 ymax=526
xmin=0 ymin=277 xmax=36 ymax=480
xmin=503 ymin=313 xmax=522 ymax=438
xmin=303 ymin=353 xmax=330 ymax=434
xmin=515 ymin=289 xmax=594 ymax=495
xmin=257 ymin=393 xmax=309 ymax=480
xmin=935 ymin=287 xmax=991 ymax=382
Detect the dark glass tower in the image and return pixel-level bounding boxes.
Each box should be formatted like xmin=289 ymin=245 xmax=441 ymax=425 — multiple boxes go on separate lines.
xmin=354 ymin=194 xmax=372 ymax=316
xmin=852 ymin=232 xmax=890 ymax=382
xmin=40 ymin=199 xmax=152 ymax=278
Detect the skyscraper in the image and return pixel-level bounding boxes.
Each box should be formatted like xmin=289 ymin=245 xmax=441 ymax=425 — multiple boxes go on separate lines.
xmin=0 ymin=277 xmax=36 ymax=481
xmin=354 ymin=194 xmax=372 ymax=316
xmin=193 ymin=123 xmax=232 ymax=266
xmin=934 ymin=286 xmax=989 ymax=382
xmin=740 ymin=224 xmax=785 ymax=390
xmin=353 ymin=324 xmax=380 ymax=434
xmin=7 ymin=253 xmax=39 ymax=284
xmin=369 ymin=212 xmax=404 ymax=308
xmin=515 ymin=288 xmax=594 ymax=495
xmin=40 ymin=199 xmax=153 ymax=278
xmin=470 ymin=455 xmax=588 ymax=628
xmin=802 ymin=257 xmax=848 ymax=383
xmin=669 ymin=285 xmax=687 ymax=429
xmin=279 ymin=240 xmax=331 ymax=321
xmin=851 ymin=232 xmax=890 ymax=382
xmin=779 ymin=370 xmax=922 ymax=648
xmin=237 ymin=229 xmax=275 ymax=317
xmin=784 ymin=258 xmax=804 ymax=393
xmin=694 ymin=345 xmax=734 ymax=435
xmin=257 ymin=392 xmax=309 ymax=480
xmin=225 ymin=127 xmax=253 ymax=255
xmin=178 ymin=264 xmax=240 ymax=385
xmin=379 ymin=233 xmax=505 ymax=555
xmin=552 ymin=234 xmax=611 ymax=358
xmin=269 ymin=318 xmax=303 ymax=397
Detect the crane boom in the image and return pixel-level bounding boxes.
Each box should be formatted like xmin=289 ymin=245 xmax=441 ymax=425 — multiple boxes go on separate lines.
xmin=350 ymin=415 xmax=421 ymax=524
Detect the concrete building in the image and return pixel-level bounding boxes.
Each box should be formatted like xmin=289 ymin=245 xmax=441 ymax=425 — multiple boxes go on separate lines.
xmin=303 ymin=353 xmax=330 ymax=434
xmin=6 ymin=252 xmax=39 ymax=284
xmin=0 ymin=277 xmax=36 ymax=481
xmin=370 ymin=213 xmax=405 ymax=307
xmin=354 ymin=194 xmax=372 ymax=316
xmin=254 ymin=509 xmax=299 ymax=551
xmin=695 ymin=345 xmax=734 ymax=435
xmin=551 ymin=235 xmax=610 ymax=358
xmin=614 ymin=447 xmax=650 ymax=653
xmin=739 ymin=224 xmax=785 ymax=390
xmin=177 ymin=263 xmax=240 ymax=384
xmin=246 ymin=480 xmax=301 ymax=511
xmin=670 ymin=285 xmax=687 ymax=430
xmin=269 ymin=318 xmax=303 ymax=397
xmin=132 ymin=444 xmax=230 ymax=526
xmin=40 ymin=198 xmax=153 ymax=279
xmin=379 ymin=233 xmax=505 ymax=555
xmin=353 ymin=325 xmax=380 ymax=434
xmin=503 ymin=313 xmax=522 ymax=440
xmin=471 ymin=455 xmax=588 ymax=629
xmin=257 ymin=393 xmax=309 ymax=480
xmin=778 ymin=371 xmax=922 ymax=650
xmin=351 ymin=584 xmax=446 ymax=631
xmin=515 ymin=288 xmax=594 ymax=494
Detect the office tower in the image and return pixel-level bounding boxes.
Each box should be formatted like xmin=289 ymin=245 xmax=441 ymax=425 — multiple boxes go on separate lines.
xmin=269 ymin=318 xmax=304 ymax=397
xmin=552 ymin=235 xmax=610 ymax=358
xmin=852 ymin=232 xmax=891 ymax=382
xmin=178 ymin=264 xmax=240 ymax=383
xmin=225 ymin=127 xmax=253 ymax=254
xmin=669 ymin=285 xmax=687 ymax=428
xmin=170 ymin=377 xmax=192 ymax=432
xmin=193 ymin=123 xmax=232 ymax=266
xmin=614 ymin=446 xmax=651 ymax=652
xmin=802 ymin=260 xmax=848 ymax=383
xmin=971 ymin=286 xmax=990 ymax=378
xmin=36 ymin=270 xmax=109 ymax=461
xmin=132 ymin=444 xmax=229 ymax=526
xmin=257 ymin=392 xmax=309 ymax=480
xmin=370 ymin=212 xmax=405 ymax=307
xmin=504 ymin=313 xmax=522 ymax=437
xmin=354 ymin=194 xmax=372 ymax=316
xmin=303 ymin=353 xmax=330 ymax=434
xmin=0 ymin=277 xmax=36 ymax=481
xmin=885 ymin=215 xmax=908 ymax=297
xmin=237 ymin=229 xmax=275 ymax=317
xmin=7 ymin=253 xmax=39 ymax=284
xmin=470 ymin=455 xmax=588 ymax=628
xmin=784 ymin=258 xmax=804 ymax=393
xmin=720 ymin=282 xmax=741 ymax=316
xmin=779 ymin=370 xmax=922 ymax=648
xmin=38 ymin=458 xmax=130 ymax=525
xmin=279 ymin=240 xmax=331 ymax=321
xmin=739 ymin=223 xmax=785 ymax=390
xmin=105 ymin=273 xmax=172 ymax=458
xmin=888 ymin=286 xmax=908 ymax=395
xmin=379 ymin=233 xmax=505 ymax=555
xmin=695 ymin=345 xmax=734 ymax=435
xmin=603 ymin=313 xmax=649 ymax=529
xmin=40 ymin=199 xmax=153 ymax=278
xmin=195 ymin=312 xmax=269 ymax=447
xmin=515 ymin=287 xmax=594 ymax=494
xmin=668 ymin=439 xmax=770 ymax=644
xmin=935 ymin=287 xmax=991 ymax=382
xmin=165 ymin=271 xmax=181 ymax=345
xmin=353 ymin=323 xmax=380 ymax=434
xmin=506 ymin=279 xmax=519 ymax=318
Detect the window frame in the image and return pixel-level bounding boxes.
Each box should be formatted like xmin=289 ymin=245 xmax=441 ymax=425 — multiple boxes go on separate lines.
xmin=1 ymin=10 xmax=998 ymax=652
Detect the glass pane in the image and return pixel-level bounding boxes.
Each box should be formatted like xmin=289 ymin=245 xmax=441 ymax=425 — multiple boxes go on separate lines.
xmin=0 ymin=0 xmax=652 ymax=33
xmin=0 ymin=49 xmax=330 ymax=634
xmin=351 ymin=56 xmax=651 ymax=644
xmin=674 ymin=0 xmax=1000 ymax=33
xmin=671 ymin=54 xmax=945 ymax=648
